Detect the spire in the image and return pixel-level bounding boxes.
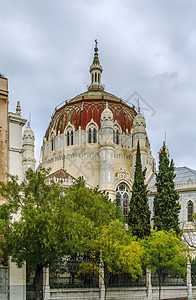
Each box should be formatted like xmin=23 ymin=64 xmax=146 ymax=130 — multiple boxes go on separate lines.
xmin=88 ymin=40 xmax=104 ymax=91
xmin=92 ymin=39 xmax=100 ymax=65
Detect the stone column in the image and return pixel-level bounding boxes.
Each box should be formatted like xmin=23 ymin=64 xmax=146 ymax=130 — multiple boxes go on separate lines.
xmin=9 ymin=261 xmax=26 ymax=300
xmin=146 ymin=269 xmax=152 ymax=300
xmin=43 ymin=267 xmax=50 ymax=300
xmin=99 ymin=251 xmax=105 ymax=300
xmin=187 ymin=258 xmax=193 ymax=300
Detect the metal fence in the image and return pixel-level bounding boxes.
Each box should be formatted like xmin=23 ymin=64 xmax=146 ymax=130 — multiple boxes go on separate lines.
xmin=151 ymin=271 xmax=186 ymax=287
xmin=49 ymin=258 xmax=99 ymax=288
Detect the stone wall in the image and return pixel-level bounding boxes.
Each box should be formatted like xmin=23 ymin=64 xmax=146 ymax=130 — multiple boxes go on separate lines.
xmin=49 ymin=286 xmax=193 ymax=300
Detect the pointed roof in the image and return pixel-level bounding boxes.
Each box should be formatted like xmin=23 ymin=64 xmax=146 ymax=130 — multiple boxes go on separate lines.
xmin=47 ymin=169 xmax=76 ymax=181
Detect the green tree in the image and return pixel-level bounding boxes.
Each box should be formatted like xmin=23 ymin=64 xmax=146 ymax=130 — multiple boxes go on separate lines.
xmin=142 ymin=230 xmax=187 ymax=300
xmin=79 ymin=219 xmax=143 ymax=300
xmin=0 ymin=171 xmax=123 ymax=300
xmin=154 ymin=144 xmax=181 ymax=234
xmin=0 ymin=167 xmax=63 ymax=300
xmin=54 ymin=177 xmax=122 ymax=256
xmin=128 ymin=141 xmax=151 ymax=238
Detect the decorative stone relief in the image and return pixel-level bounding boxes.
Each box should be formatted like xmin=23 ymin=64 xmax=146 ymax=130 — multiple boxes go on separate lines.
xmin=116 ymin=167 xmax=130 ymax=180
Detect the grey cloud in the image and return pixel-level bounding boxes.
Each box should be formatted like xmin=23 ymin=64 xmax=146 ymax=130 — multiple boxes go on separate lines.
xmin=1 ymin=0 xmax=196 ymax=170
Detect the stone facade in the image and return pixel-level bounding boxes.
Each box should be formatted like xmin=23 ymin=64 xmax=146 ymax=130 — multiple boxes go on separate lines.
xmin=0 ymin=76 xmax=8 ymax=190
xmin=8 ymin=101 xmax=27 ymax=300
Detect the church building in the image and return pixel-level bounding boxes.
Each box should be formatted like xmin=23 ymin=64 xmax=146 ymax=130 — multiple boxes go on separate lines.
xmin=1 ymin=42 xmax=196 ymax=299
xmin=41 ymin=42 xmax=155 ymax=213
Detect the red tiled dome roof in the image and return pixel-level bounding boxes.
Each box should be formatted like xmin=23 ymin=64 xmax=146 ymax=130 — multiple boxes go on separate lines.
xmin=45 ymin=90 xmax=137 ymax=140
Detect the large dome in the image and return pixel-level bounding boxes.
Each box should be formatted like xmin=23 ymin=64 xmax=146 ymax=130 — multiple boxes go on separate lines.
xmin=45 ymin=90 xmax=136 ymax=140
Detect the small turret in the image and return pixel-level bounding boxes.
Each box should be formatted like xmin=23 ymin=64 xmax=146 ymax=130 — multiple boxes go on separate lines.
xmin=22 ymin=122 xmax=36 ymax=174
xmin=100 ymin=102 xmax=114 ymax=145
xmin=132 ymin=108 xmax=147 ymax=148
xmin=159 ymin=141 xmax=170 ymax=159
xmin=88 ymin=40 xmax=104 ymax=91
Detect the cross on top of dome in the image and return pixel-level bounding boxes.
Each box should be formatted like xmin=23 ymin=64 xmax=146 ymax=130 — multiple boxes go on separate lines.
xmin=88 ymin=40 xmax=104 ymax=91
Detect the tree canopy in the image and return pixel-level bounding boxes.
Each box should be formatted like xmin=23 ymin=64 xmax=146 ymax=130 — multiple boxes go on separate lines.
xmin=128 ymin=141 xmax=151 ymax=238
xmin=0 ymin=168 xmax=123 ymax=300
xmin=142 ymin=230 xmax=188 ymax=300
xmin=153 ymin=144 xmax=181 ymax=234
xmin=79 ymin=219 xmax=143 ymax=300
xmin=0 ymin=167 xmax=63 ymax=300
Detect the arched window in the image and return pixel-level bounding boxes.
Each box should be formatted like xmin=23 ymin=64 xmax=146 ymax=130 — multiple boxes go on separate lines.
xmin=116 ymin=192 xmax=121 ymax=206
xmin=93 ymin=127 xmax=97 ymax=143
xmin=66 ymin=127 xmax=74 ymax=146
xmin=115 ymin=183 xmax=130 ymax=217
xmin=92 ymin=73 xmax=94 ymax=83
xmin=71 ymin=130 xmax=73 ymax=145
xmin=51 ymin=136 xmax=55 ymax=151
xmin=98 ymin=73 xmax=100 ymax=83
xmin=188 ymin=201 xmax=194 ymax=222
xmin=88 ymin=125 xmax=97 ymax=144
xmin=95 ymin=73 xmax=97 ymax=82
xmin=67 ymin=131 xmax=70 ymax=146
xmin=88 ymin=128 xmax=91 ymax=143
xmin=123 ymin=193 xmax=129 ymax=215
xmin=116 ymin=129 xmax=119 ymax=145
xmin=113 ymin=127 xmax=120 ymax=145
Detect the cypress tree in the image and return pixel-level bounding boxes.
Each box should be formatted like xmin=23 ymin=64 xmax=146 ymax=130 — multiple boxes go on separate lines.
xmin=153 ymin=144 xmax=181 ymax=235
xmin=128 ymin=141 xmax=151 ymax=239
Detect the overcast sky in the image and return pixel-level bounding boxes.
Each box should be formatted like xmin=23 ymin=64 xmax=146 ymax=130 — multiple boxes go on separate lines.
xmin=1 ymin=0 xmax=196 ymax=170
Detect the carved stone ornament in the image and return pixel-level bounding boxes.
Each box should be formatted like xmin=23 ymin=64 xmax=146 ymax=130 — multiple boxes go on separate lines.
xmin=116 ymin=167 xmax=130 ymax=180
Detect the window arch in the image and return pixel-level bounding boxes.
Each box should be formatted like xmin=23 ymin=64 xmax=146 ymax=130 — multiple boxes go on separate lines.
xmin=187 ymin=201 xmax=194 ymax=222
xmin=66 ymin=127 xmax=74 ymax=146
xmin=88 ymin=124 xmax=97 ymax=144
xmin=115 ymin=183 xmax=130 ymax=216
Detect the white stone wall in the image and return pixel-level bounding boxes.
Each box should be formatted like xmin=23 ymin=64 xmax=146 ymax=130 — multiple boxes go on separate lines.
xmin=8 ymin=109 xmax=26 ymax=300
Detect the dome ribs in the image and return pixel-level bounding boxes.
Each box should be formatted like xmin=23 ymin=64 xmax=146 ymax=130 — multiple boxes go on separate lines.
xmin=45 ymin=94 xmax=137 ymax=140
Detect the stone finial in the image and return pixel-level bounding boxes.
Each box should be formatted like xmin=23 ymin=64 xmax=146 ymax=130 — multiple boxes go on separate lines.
xmin=16 ymin=101 xmax=21 ymax=116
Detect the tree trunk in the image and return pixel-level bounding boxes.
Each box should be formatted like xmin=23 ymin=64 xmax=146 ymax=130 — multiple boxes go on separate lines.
xmin=158 ymin=272 xmax=162 ymax=300
xmin=34 ymin=264 xmax=43 ymax=300
xmin=104 ymin=270 xmax=110 ymax=300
